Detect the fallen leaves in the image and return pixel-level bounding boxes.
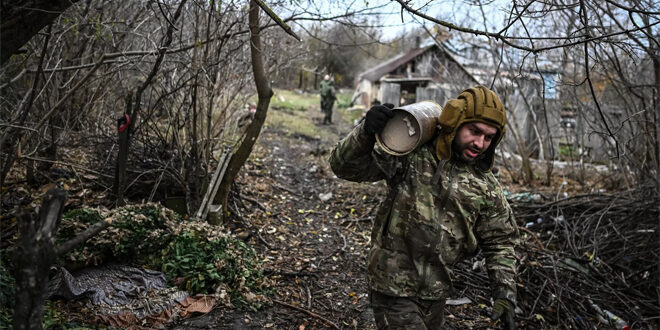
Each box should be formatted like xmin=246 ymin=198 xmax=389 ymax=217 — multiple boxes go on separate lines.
xmin=178 ymin=295 xmax=216 ymax=318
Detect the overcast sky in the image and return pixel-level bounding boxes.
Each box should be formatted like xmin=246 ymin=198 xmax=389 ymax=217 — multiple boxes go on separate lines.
xmin=283 ymin=0 xmax=511 ymax=41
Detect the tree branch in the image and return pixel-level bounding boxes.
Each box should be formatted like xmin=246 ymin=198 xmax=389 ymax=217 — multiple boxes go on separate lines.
xmin=392 ymin=0 xmax=660 ymax=53
xmin=579 ymin=0 xmax=620 ymax=158
xmin=55 ymin=218 xmax=112 ymax=256
xmin=254 ymin=0 xmax=300 ymax=41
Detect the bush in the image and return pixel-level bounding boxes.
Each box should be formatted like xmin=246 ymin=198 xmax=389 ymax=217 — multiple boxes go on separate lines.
xmin=161 ymin=226 xmax=268 ymax=308
xmin=60 ymin=204 xmax=179 ymax=267
xmin=59 ymin=204 xmax=269 ymax=309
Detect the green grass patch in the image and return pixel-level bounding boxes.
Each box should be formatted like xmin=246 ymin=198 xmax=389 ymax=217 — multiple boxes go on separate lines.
xmin=266 ymin=107 xmax=324 ymax=138
xmin=266 ymin=89 xmax=347 ymax=141
xmin=337 ymin=106 xmax=365 ymax=126
xmin=270 ymin=89 xmax=320 ymax=112
xmin=335 ymin=92 xmax=352 ymax=109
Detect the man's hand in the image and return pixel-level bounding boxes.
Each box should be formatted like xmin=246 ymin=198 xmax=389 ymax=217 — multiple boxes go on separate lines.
xmin=364 ymin=103 xmax=394 ymax=134
xmin=490 ymin=299 xmax=515 ymax=330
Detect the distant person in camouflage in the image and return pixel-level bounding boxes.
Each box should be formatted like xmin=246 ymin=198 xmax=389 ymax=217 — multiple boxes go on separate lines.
xmin=320 ymin=74 xmax=336 ymax=124
xmin=329 ymin=86 xmax=519 ymax=329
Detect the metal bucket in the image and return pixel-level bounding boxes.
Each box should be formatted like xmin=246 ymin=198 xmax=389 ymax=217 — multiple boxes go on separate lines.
xmin=376 ymin=101 xmax=442 ymax=156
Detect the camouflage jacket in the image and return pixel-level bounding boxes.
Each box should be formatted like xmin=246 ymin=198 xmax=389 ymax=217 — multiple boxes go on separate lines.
xmin=329 ymin=122 xmax=519 ymax=303
xmin=320 ymin=80 xmax=336 ymax=100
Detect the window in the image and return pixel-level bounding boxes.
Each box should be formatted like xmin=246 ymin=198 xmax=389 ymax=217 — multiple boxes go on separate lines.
xmin=541 ymin=72 xmax=558 ymax=99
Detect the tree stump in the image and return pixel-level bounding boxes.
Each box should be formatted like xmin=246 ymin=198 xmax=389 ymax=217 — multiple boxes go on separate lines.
xmin=13 ymin=188 xmax=67 ymax=330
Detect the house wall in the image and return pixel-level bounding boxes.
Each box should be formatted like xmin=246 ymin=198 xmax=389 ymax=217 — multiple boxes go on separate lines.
xmin=352 ymin=80 xmax=373 ymax=107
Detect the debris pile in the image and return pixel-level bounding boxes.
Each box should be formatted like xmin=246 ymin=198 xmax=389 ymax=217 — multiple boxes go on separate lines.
xmin=454 ymin=182 xmax=658 ymax=328
xmin=1 ymin=203 xmax=270 ymax=327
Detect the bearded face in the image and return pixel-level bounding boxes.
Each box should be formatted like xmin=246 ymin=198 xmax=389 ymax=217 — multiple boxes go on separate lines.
xmin=452 ymin=122 xmax=498 ymax=164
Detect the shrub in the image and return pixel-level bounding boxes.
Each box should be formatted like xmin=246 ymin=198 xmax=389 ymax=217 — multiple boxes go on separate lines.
xmin=59 ymin=204 xmax=269 ymax=309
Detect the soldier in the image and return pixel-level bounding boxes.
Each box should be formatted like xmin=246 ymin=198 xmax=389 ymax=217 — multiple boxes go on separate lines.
xmin=320 ymin=74 xmax=336 ymax=124
xmin=329 ymin=86 xmax=519 ymax=329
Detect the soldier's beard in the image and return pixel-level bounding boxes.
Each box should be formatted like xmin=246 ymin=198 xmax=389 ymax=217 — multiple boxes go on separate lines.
xmin=452 ymin=139 xmax=486 ymax=164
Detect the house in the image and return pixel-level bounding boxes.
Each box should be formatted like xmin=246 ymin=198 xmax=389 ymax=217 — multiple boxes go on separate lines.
xmin=352 ymin=39 xmax=536 ymax=157
xmin=352 ymin=41 xmax=479 ymax=109
xmin=356 ymin=33 xmax=618 ymax=163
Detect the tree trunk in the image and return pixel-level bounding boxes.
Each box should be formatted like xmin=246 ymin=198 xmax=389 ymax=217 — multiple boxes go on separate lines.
xmin=113 ymin=0 xmax=186 ymax=205
xmin=212 ymin=0 xmax=273 ymax=224
xmin=0 ymin=0 xmax=81 ymax=65
xmin=13 ymin=189 xmax=67 ymax=330
xmin=113 ymin=93 xmax=133 ymax=205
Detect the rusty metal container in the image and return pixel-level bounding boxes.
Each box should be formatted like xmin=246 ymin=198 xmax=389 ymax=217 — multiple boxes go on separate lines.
xmin=376 ymin=101 xmax=442 ymax=156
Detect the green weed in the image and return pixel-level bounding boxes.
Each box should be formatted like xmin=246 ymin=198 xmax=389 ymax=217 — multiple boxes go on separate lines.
xmin=270 ymin=89 xmax=320 ymax=111
xmin=161 ymin=228 xmax=268 ymax=308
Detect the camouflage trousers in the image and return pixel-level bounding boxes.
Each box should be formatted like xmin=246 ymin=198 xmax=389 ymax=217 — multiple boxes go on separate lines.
xmin=370 ymin=290 xmax=446 ymax=330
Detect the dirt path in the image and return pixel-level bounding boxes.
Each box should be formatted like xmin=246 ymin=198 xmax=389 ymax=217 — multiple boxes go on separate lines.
xmin=172 ymin=103 xmax=499 ymax=329
xmin=172 ymin=104 xmax=384 ymax=329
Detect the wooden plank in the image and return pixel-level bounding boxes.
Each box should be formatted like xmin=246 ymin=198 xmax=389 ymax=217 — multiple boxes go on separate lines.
xmin=380 ymin=82 xmax=400 ymax=107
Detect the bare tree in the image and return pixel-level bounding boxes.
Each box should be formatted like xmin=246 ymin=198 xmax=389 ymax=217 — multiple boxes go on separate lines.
xmin=392 ymin=0 xmax=658 ymax=188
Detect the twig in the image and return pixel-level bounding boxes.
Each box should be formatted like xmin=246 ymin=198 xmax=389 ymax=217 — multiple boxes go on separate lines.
xmin=336 ymin=228 xmax=347 ymax=252
xmin=263 ymin=268 xmax=319 ymax=278
xmin=240 ymin=193 xmax=267 ymax=211
xmin=18 ymin=156 xmax=114 ymax=179
xmin=253 ymin=0 xmax=301 ymax=41
xmin=319 ymin=230 xmax=347 ymax=264
xmin=519 ymin=226 xmax=546 ymax=250
xmin=256 ymin=230 xmax=274 ymax=249
xmin=273 ymin=183 xmax=300 ymax=196
xmin=272 ymin=299 xmax=340 ymax=329
xmin=340 ymin=217 xmax=372 ymax=226
xmin=579 ymin=0 xmax=619 ymax=158
xmin=306 ymin=285 xmax=312 ymax=310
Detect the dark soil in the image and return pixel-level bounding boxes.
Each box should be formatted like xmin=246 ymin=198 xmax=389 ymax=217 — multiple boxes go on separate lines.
xmin=171 ymin=107 xmax=384 ymax=329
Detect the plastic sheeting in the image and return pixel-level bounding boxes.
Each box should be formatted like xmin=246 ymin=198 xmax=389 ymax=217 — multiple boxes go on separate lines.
xmin=48 ymin=264 xmax=169 ymax=306
xmin=48 ymin=264 xmax=191 ymax=323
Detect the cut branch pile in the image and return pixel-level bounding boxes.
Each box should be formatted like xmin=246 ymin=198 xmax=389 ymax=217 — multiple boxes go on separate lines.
xmin=454 ymin=182 xmax=659 ymax=328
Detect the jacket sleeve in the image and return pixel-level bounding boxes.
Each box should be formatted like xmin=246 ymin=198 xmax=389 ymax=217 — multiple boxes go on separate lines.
xmin=329 ymin=122 xmax=391 ymax=182
xmin=475 ymin=177 xmax=520 ymax=305
xmin=330 ymin=86 xmax=336 ymax=100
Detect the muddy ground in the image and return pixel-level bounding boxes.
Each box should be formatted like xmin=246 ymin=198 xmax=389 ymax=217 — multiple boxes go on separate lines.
xmin=170 ymin=105 xmax=504 ymax=329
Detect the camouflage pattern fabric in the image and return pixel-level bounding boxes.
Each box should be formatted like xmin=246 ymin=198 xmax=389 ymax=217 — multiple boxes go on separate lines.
xmin=320 ymin=79 xmax=335 ymax=100
xmin=329 ymin=122 xmax=519 ymax=304
xmin=370 ymin=290 xmax=445 ymax=329
xmin=320 ymin=79 xmax=336 ymax=123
